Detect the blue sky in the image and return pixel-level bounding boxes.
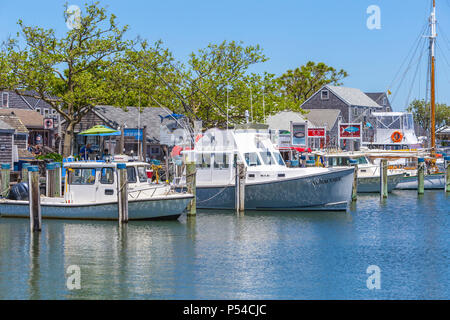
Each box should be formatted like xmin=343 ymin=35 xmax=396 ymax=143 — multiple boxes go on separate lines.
xmin=1 ymin=0 xmax=450 ymax=110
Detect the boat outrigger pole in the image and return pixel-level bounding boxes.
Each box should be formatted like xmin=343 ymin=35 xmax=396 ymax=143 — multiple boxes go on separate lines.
xmin=429 ymin=0 xmax=437 ymax=156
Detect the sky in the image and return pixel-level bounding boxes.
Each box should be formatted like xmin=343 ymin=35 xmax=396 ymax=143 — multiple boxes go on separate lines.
xmin=1 ymin=0 xmax=450 ymax=111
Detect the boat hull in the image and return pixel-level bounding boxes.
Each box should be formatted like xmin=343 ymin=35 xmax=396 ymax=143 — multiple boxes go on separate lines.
xmin=192 ymin=168 xmax=354 ymax=211
xmin=357 ymin=173 xmax=404 ymax=193
xmin=395 ymin=173 xmax=445 ymax=190
xmin=0 ymin=195 xmax=193 ymax=220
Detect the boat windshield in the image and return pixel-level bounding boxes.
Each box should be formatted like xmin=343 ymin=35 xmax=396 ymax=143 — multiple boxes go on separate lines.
xmin=356 ymin=157 xmax=369 ymax=164
xmin=69 ymin=168 xmax=96 ymax=185
xmin=327 ymin=157 xmax=350 ymax=167
xmin=137 ymin=166 xmax=148 ymax=182
xmin=259 ymin=151 xmax=276 ymax=165
xmin=273 ymin=152 xmax=285 ymax=166
xmin=244 ymin=152 xmax=261 ymax=166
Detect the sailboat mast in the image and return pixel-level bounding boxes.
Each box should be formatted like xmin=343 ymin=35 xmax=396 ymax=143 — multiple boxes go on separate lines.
xmin=430 ymin=0 xmax=436 ymax=154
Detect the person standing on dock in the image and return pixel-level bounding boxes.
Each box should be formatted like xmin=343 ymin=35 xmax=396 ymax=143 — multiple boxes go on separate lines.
xmin=80 ymin=143 xmax=93 ymax=160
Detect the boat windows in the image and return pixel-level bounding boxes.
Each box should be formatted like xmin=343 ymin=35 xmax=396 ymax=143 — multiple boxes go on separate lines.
xmin=259 ymin=151 xmax=276 ymax=165
xmin=356 ymin=157 xmax=369 ymax=164
xmin=196 ymin=153 xmax=211 ymax=168
xmin=137 ymin=166 xmax=148 ymax=182
xmin=127 ymin=167 xmax=137 ymax=183
xmin=100 ymin=167 xmax=114 ymax=184
xmin=69 ymin=168 xmax=96 ymax=185
xmin=244 ymin=152 xmax=261 ymax=166
xmin=273 ymin=152 xmax=285 ymax=166
xmin=213 ymin=153 xmax=230 ymax=169
xmin=327 ymin=157 xmax=350 ymax=167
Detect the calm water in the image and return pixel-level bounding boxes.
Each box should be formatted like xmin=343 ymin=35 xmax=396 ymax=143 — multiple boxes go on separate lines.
xmin=0 ymin=190 xmax=449 ymax=300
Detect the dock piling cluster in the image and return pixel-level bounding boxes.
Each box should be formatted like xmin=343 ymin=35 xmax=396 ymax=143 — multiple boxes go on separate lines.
xmin=186 ymin=162 xmax=197 ymax=216
xmin=350 ymin=159 xmax=358 ymax=202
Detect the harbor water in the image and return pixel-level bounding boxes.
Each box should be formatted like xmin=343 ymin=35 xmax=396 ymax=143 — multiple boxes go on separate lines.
xmin=0 ymin=190 xmax=448 ymax=300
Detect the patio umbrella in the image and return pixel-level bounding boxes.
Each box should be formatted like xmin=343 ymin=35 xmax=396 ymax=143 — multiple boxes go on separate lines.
xmin=79 ymin=125 xmax=120 ymax=136
xmin=79 ymin=125 xmax=120 ymax=159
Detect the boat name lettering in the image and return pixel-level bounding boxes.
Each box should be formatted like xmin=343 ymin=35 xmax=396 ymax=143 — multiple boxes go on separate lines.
xmin=312 ymin=177 xmax=341 ymax=185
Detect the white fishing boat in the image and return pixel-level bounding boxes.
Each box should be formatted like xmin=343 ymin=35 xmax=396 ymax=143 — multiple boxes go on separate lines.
xmin=366 ymin=152 xmax=446 ymax=190
xmin=175 ymin=129 xmax=355 ymax=211
xmin=0 ymin=161 xmax=193 ymax=220
xmin=315 ymin=152 xmax=404 ymax=193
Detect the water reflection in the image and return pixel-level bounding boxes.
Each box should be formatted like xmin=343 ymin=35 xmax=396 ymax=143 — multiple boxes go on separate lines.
xmin=0 ymin=190 xmax=448 ymax=299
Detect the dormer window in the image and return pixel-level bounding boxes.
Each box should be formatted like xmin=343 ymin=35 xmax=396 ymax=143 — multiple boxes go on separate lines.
xmin=321 ymin=90 xmax=329 ymax=100
xmin=2 ymin=92 xmax=8 ymax=107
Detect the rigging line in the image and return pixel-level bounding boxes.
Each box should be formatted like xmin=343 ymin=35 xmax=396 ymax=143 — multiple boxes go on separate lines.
xmin=405 ymin=38 xmax=428 ymax=108
xmin=387 ymin=20 xmax=428 ymax=95
xmin=437 ymin=23 xmax=450 ymax=54
xmin=391 ymin=24 xmax=429 ymax=105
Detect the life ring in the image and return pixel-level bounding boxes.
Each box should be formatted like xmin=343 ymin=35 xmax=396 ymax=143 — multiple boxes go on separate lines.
xmin=391 ymin=131 xmax=403 ymax=143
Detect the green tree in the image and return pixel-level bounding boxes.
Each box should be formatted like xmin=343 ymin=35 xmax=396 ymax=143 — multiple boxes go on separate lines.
xmin=0 ymin=2 xmax=134 ymax=156
xmin=407 ymin=99 xmax=450 ymax=132
xmin=277 ymin=61 xmax=348 ymax=103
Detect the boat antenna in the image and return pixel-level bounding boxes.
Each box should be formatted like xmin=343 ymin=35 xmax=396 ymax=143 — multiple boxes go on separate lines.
xmin=263 ymin=87 xmax=266 ymax=124
xmin=250 ymin=87 xmax=253 ymax=122
xmin=226 ymin=83 xmax=229 ymax=130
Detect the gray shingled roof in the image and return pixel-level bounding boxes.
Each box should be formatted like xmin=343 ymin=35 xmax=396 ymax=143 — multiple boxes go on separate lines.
xmin=266 ymin=111 xmax=308 ymax=131
xmin=0 ymin=119 xmax=14 ymax=132
xmin=94 ymin=105 xmax=178 ymax=143
xmin=327 ymin=85 xmax=382 ymax=108
xmin=303 ymin=109 xmax=341 ymax=130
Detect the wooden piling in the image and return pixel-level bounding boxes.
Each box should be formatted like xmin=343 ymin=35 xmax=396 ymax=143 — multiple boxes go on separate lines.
xmin=1 ymin=163 xmax=11 ymax=198
xmin=350 ymin=160 xmax=358 ymax=202
xmin=54 ymin=162 xmax=62 ymax=197
xmin=235 ymin=161 xmax=246 ymax=212
xmin=117 ymin=163 xmax=128 ymax=223
xmin=186 ymin=162 xmax=197 ymax=216
xmin=380 ymin=159 xmax=388 ymax=198
xmin=445 ymin=156 xmax=450 ymax=193
xmin=417 ymin=158 xmax=425 ymax=195
xmin=46 ymin=163 xmax=56 ymax=197
xmin=21 ymin=163 xmax=30 ymax=183
xmin=28 ymin=166 xmax=41 ymax=232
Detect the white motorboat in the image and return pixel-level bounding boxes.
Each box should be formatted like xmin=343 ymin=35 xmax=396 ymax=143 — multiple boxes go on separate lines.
xmin=175 ymin=129 xmax=355 ymax=211
xmin=316 ymin=152 xmax=404 ymax=193
xmin=0 ymin=161 xmax=193 ymax=220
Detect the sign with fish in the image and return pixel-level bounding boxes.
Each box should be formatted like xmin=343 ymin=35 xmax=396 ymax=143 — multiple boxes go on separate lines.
xmin=307 ymin=127 xmax=326 ymax=137
xmin=291 ymin=122 xmax=308 ymax=147
xmin=339 ymin=123 xmax=361 ymax=139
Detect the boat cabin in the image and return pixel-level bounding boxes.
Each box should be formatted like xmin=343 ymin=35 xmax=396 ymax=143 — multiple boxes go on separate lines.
xmin=181 ymin=129 xmax=286 ymax=184
xmin=64 ymin=161 xmax=152 ymax=203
